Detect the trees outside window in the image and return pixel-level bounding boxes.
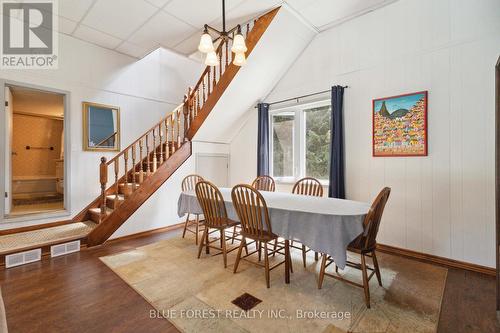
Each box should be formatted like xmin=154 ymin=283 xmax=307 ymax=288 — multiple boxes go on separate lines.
xmin=270 ymin=101 xmax=331 ymax=183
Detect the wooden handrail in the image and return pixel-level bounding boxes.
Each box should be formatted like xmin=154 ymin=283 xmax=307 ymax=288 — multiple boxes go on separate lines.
xmin=105 ymin=103 xmax=183 ymax=166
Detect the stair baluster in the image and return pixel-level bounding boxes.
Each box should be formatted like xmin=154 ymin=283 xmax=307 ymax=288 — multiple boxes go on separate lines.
xmin=176 ymin=110 xmax=181 ymax=148
xmin=114 ymin=159 xmax=119 ymax=200
xmin=152 ymin=130 xmax=157 ymax=173
xmin=139 ymin=139 xmax=144 ymax=183
xmin=158 ymin=123 xmax=164 ymax=165
xmin=145 ymin=135 xmax=151 ymax=176
xmin=123 ymin=149 xmax=129 ymax=186
xmin=183 ymin=95 xmax=189 ymax=141
xmin=207 ymin=70 xmax=211 ymax=96
xmin=213 ymin=62 xmax=216 ymax=88
xmin=131 ymin=144 xmax=136 ymax=189
xmin=164 ymin=118 xmax=170 ymax=159
xmin=100 ymin=157 xmax=107 ymax=216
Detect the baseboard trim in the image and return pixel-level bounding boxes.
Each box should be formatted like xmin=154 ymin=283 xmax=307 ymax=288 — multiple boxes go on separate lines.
xmin=105 ymin=223 xmax=185 ymax=244
xmin=377 ymin=243 xmax=495 ymax=276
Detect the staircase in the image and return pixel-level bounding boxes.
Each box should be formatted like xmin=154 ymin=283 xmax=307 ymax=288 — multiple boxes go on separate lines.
xmin=75 ymin=7 xmax=279 ymax=247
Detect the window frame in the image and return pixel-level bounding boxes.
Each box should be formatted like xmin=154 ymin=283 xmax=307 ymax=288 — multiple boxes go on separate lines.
xmin=269 ymin=99 xmax=331 ymax=185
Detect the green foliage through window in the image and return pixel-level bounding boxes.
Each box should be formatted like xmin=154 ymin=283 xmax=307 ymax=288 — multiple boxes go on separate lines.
xmin=305 ymin=106 xmax=331 ymax=180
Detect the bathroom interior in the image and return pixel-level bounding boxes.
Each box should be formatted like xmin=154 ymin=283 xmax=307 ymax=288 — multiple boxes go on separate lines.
xmin=5 ymin=86 xmax=65 ymax=216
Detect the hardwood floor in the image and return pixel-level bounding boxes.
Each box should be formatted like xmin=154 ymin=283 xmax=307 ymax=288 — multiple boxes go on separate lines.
xmin=1 ymin=228 xmax=498 ymax=333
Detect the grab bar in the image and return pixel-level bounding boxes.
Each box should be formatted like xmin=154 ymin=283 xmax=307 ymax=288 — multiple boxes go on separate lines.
xmin=26 ymin=146 xmax=54 ymax=150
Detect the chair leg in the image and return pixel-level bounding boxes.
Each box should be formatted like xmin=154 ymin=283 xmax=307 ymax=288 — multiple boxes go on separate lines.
xmin=195 ymin=215 xmax=199 ymax=245
xmin=361 ymin=254 xmax=371 ymax=308
xmin=221 ymin=228 xmax=228 ymax=268
xmin=302 ymin=244 xmax=307 ymax=268
xmin=182 ymin=213 xmax=190 ymax=238
xmin=197 ymin=227 xmax=208 ymax=259
xmin=273 ymin=239 xmax=277 ymax=257
xmin=318 ymin=254 xmax=327 ymax=289
xmin=372 ymin=251 xmax=382 ymax=287
xmin=233 ymin=237 xmax=246 ymax=273
xmin=205 ymin=227 xmax=210 ymax=254
xmin=258 ymin=241 xmax=262 ymax=262
xmin=264 ymin=242 xmax=270 ymax=288
xmin=231 ymin=226 xmax=237 ymax=244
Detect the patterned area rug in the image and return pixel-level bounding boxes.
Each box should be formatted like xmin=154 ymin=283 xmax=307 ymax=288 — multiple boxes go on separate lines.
xmin=100 ymin=235 xmax=447 ymax=333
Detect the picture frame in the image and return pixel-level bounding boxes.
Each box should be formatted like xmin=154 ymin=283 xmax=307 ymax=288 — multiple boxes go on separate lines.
xmin=82 ymin=102 xmax=120 ymax=152
xmin=372 ymin=91 xmax=428 ymax=157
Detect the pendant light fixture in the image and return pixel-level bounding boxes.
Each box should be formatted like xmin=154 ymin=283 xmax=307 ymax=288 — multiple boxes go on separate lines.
xmin=197 ymin=0 xmax=248 ymax=67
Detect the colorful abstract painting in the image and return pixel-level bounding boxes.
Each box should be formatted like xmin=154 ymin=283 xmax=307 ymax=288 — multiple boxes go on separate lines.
xmin=373 ymin=91 xmax=427 ymax=156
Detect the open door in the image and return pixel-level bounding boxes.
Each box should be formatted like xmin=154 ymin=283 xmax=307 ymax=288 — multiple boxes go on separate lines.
xmin=4 ymin=86 xmax=12 ymax=216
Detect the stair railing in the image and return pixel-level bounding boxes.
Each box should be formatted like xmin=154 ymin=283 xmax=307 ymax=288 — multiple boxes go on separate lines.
xmin=98 ymin=103 xmax=185 ymax=215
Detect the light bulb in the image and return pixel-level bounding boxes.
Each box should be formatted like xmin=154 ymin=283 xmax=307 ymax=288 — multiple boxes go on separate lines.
xmin=198 ymin=33 xmax=214 ymax=53
xmin=231 ymin=33 xmax=247 ymax=53
xmin=205 ymin=51 xmax=219 ymax=66
xmin=233 ymin=51 xmax=246 ymax=66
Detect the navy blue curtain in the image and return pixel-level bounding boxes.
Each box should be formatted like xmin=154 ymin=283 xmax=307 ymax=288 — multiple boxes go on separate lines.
xmin=328 ymin=86 xmax=345 ymax=198
xmin=257 ymin=103 xmax=270 ymax=176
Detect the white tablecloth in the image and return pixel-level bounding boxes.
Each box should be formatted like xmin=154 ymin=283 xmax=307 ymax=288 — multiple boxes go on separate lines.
xmin=178 ymin=188 xmax=370 ymax=269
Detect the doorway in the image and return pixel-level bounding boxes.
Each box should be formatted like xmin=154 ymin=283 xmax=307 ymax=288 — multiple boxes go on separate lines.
xmin=196 ymin=153 xmax=229 ymax=187
xmin=4 ymin=85 xmax=66 ymax=217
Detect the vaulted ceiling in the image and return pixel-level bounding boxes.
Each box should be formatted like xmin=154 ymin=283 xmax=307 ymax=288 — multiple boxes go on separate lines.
xmin=15 ymin=0 xmax=396 ymax=59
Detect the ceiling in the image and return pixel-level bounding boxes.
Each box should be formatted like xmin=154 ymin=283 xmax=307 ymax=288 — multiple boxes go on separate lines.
xmin=10 ymin=87 xmax=64 ymax=118
xmin=4 ymin=0 xmax=396 ymax=59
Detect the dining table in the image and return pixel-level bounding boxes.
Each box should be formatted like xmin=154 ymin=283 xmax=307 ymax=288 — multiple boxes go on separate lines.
xmin=177 ymin=188 xmax=371 ymax=283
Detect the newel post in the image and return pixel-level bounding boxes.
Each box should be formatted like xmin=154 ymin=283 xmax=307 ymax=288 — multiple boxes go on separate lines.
xmin=183 ymin=93 xmax=189 ymax=142
xmin=99 ymin=157 xmax=108 ymax=215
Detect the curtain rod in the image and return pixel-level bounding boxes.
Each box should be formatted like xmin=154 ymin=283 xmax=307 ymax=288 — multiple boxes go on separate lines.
xmin=254 ymin=86 xmax=349 ymax=108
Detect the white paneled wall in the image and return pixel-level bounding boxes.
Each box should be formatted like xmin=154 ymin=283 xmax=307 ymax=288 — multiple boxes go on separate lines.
xmin=231 ymin=0 xmax=500 ymax=267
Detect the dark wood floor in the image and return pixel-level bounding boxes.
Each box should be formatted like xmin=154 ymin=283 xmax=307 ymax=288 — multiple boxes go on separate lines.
xmin=1 ymin=229 xmax=499 ymax=333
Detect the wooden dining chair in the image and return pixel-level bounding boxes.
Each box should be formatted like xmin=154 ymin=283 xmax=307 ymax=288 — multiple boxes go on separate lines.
xmin=232 ymin=184 xmax=291 ymax=288
xmin=181 ymin=174 xmax=204 ymax=244
xmin=196 ymin=180 xmax=240 ymax=268
xmin=251 ymin=175 xmax=276 ymax=192
xmin=292 ymin=177 xmax=324 ymax=197
xmin=290 ymin=177 xmax=323 ymax=267
xmin=317 ymin=187 xmax=391 ymax=308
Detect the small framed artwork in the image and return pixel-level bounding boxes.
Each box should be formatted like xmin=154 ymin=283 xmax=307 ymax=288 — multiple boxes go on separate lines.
xmin=372 ymin=91 xmax=428 ymax=157
xmin=82 ymin=102 xmax=120 ymax=152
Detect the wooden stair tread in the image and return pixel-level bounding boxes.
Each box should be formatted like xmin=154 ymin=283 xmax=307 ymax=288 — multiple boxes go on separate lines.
xmin=0 ymin=221 xmax=96 ymax=255
xmin=89 ymin=207 xmax=113 ymax=215
xmin=106 ymin=194 xmax=125 ymax=201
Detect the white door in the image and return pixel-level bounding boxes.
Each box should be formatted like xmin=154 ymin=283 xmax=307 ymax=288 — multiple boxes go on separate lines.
xmin=196 ymin=154 xmax=229 ymax=187
xmin=4 ymin=87 xmax=12 ymax=215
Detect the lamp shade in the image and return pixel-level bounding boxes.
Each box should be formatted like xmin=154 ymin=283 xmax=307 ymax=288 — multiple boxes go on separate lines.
xmin=233 ymin=51 xmax=246 ymax=66
xmin=205 ymin=50 xmax=219 ymax=66
xmin=198 ymin=33 xmax=214 ymax=53
xmin=231 ymin=33 xmax=247 ymax=53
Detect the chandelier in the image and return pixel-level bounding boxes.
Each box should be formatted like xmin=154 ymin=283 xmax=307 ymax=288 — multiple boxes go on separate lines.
xmin=197 ymin=0 xmax=248 ymax=67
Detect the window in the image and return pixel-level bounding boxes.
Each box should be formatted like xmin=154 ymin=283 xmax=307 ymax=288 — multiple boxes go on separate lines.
xmin=270 ymin=101 xmax=331 ymax=183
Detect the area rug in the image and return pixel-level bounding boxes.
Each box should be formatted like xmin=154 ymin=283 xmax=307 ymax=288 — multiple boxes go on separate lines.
xmin=0 ymin=288 xmax=7 ymax=333
xmin=100 ymin=235 xmax=447 ymax=333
